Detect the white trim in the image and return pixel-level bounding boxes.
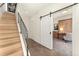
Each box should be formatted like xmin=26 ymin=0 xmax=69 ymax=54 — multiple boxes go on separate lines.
xmin=15 ymin=14 xmax=26 ymax=56
xmin=5 ymin=3 xmax=7 ymax=11
xmin=17 ymin=23 xmax=27 ymax=56
xmin=51 ymin=14 xmax=54 ymax=49
xmin=16 ymin=18 xmax=27 ymax=56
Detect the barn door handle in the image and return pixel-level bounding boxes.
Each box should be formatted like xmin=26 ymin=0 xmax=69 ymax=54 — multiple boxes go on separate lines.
xmin=50 ymin=32 xmax=51 ymax=34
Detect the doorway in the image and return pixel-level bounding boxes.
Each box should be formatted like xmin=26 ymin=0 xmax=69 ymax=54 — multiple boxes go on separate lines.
xmin=7 ymin=3 xmax=17 ymax=13
xmin=53 ymin=7 xmax=72 ymax=56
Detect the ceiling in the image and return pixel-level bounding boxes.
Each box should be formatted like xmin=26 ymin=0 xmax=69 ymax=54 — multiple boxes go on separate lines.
xmin=18 ymin=3 xmax=52 ymax=17
xmin=53 ymin=6 xmax=72 ymax=19
xmin=18 ymin=3 xmax=73 ymax=18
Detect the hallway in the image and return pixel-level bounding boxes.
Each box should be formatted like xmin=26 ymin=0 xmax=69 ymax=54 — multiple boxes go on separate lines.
xmin=0 ymin=12 xmax=23 ymax=56
xmin=28 ymin=39 xmax=64 ymax=56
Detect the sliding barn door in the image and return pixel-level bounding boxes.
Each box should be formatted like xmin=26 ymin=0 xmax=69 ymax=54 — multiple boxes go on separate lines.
xmin=41 ymin=15 xmax=53 ymax=49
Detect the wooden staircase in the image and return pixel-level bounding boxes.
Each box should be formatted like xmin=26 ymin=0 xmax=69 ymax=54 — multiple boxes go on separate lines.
xmin=0 ymin=12 xmax=23 ymax=56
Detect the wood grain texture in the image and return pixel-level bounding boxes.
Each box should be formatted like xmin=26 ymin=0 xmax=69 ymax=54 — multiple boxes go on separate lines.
xmin=28 ymin=39 xmax=64 ymax=56
xmin=0 ymin=12 xmax=23 ymax=56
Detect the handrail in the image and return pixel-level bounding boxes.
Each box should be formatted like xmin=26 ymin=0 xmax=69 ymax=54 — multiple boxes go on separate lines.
xmin=0 ymin=3 xmax=5 ymax=7
xmin=18 ymin=13 xmax=29 ymax=56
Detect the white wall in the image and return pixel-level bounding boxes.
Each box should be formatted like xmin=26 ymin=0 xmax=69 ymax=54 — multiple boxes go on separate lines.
xmin=16 ymin=4 xmax=30 ymax=35
xmin=72 ymin=4 xmax=79 ymax=56
xmin=29 ymin=4 xmax=73 ymax=44
xmin=0 ymin=4 xmax=6 ymax=16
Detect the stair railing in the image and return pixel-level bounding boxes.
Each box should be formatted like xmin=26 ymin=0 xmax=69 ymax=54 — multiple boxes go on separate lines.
xmin=18 ymin=13 xmax=29 ymax=56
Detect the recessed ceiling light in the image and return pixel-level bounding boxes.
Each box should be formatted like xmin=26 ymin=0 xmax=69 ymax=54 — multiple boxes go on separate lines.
xmin=62 ymin=11 xmax=68 ymax=14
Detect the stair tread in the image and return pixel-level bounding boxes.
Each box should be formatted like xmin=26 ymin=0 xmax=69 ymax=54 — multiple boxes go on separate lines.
xmin=0 ymin=43 xmax=22 ymax=56
xmin=0 ymin=26 xmax=17 ymax=29
xmin=0 ymin=37 xmax=20 ymax=47
xmin=0 ymin=30 xmax=18 ymax=33
xmin=8 ymin=49 xmax=23 ymax=56
xmin=0 ymin=24 xmax=17 ymax=26
xmin=0 ymin=35 xmax=19 ymax=40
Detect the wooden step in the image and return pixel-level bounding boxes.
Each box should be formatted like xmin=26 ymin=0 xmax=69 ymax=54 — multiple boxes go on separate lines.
xmin=3 ymin=15 xmax=15 ymax=17
xmin=0 ymin=26 xmax=18 ymax=30
xmin=0 ymin=19 xmax=16 ymax=22
xmin=0 ymin=37 xmax=20 ymax=47
xmin=0 ymin=33 xmax=19 ymax=39
xmin=0 ymin=30 xmax=18 ymax=34
xmin=0 ymin=36 xmax=20 ymax=40
xmin=1 ymin=18 xmax=16 ymax=20
xmin=2 ymin=16 xmax=16 ymax=18
xmin=0 ymin=24 xmax=17 ymax=26
xmin=0 ymin=20 xmax=16 ymax=23
xmin=0 ymin=21 xmax=16 ymax=24
xmin=0 ymin=18 xmax=16 ymax=20
xmin=8 ymin=49 xmax=23 ymax=56
xmin=1 ymin=17 xmax=16 ymax=19
xmin=0 ymin=20 xmax=16 ymax=22
xmin=0 ymin=43 xmax=22 ymax=56
xmin=0 ymin=32 xmax=19 ymax=34
xmin=2 ymin=15 xmax=15 ymax=17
